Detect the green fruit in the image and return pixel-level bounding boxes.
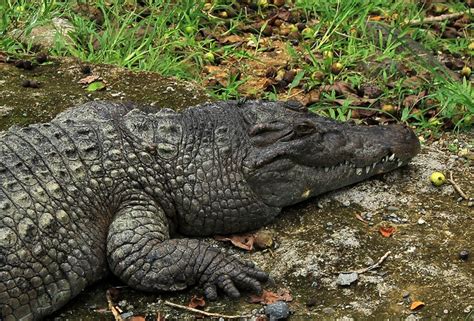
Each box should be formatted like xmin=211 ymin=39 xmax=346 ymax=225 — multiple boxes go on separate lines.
xmin=302 ymin=27 xmax=315 ymax=39
xmin=430 ymin=172 xmax=446 ymax=187
xmin=184 ymin=26 xmax=196 ymax=35
xmin=204 ymin=52 xmax=215 ymax=62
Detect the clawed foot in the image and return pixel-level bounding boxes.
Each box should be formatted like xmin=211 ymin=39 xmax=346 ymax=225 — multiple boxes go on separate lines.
xmin=200 ymin=255 xmax=268 ymax=300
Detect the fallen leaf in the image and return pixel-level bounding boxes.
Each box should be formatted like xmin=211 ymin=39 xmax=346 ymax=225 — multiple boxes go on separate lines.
xmin=219 ymin=34 xmax=244 ymax=44
xmin=86 ymin=81 xmax=106 ymax=92
xmin=249 ymin=289 xmax=293 ymax=305
xmin=276 ymin=288 xmax=293 ymax=302
xmin=188 ymin=295 xmax=206 ymax=309
xmin=215 ymin=233 xmax=255 ymax=251
xmin=369 ymin=15 xmax=384 ymax=21
xmin=379 ymin=226 xmax=396 ymax=238
xmin=410 ymin=300 xmax=425 ymax=310
xmin=78 ymin=74 xmax=100 ymax=84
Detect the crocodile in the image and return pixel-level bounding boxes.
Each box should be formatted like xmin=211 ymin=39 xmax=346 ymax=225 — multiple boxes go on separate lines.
xmin=0 ymin=100 xmax=420 ymax=320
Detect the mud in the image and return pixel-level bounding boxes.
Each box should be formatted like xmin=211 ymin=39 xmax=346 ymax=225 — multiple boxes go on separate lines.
xmin=0 ymin=57 xmax=210 ymax=131
xmin=1 ymin=58 xmax=472 ymax=320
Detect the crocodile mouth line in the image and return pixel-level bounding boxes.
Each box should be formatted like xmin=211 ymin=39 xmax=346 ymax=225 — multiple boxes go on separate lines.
xmin=319 ymin=153 xmax=405 ymax=176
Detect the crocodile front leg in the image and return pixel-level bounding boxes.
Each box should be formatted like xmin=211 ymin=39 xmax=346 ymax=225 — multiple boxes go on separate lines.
xmin=106 ymin=194 xmax=268 ymax=298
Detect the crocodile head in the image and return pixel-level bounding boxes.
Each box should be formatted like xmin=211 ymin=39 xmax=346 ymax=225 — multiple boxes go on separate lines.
xmin=241 ymin=100 xmax=420 ymax=208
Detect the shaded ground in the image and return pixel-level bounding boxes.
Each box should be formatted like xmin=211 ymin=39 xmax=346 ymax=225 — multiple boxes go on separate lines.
xmin=1 ymin=58 xmax=473 ymax=320
xmin=0 ymin=56 xmax=210 ymax=130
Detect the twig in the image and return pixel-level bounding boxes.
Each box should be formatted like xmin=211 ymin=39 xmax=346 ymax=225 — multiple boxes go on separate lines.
xmin=336 ymin=251 xmax=392 ymax=274
xmin=448 ymin=172 xmax=469 ymax=200
xmin=164 ymin=300 xmax=251 ymax=319
xmin=355 ymin=251 xmax=392 ymax=274
xmin=106 ymin=290 xmax=123 ymax=321
xmin=407 ymin=9 xmax=474 ymax=25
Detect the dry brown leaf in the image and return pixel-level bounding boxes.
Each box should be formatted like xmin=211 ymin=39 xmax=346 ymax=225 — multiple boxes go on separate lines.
xmin=188 ymin=295 xmax=206 ymax=309
xmin=215 ymin=233 xmax=255 ymax=251
xmin=219 ymin=34 xmax=244 ymax=44
xmin=78 ymin=74 xmax=100 ymax=84
xmin=203 ymin=65 xmax=230 ymax=87
xmin=379 ymin=226 xmax=396 ymax=238
xmin=369 ymin=15 xmax=384 ymax=21
xmin=249 ymin=289 xmax=293 ymax=305
xmin=410 ymin=300 xmax=425 ymax=310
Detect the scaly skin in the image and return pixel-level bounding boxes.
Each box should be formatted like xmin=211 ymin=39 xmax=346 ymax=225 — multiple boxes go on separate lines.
xmin=0 ymin=100 xmax=420 ymax=320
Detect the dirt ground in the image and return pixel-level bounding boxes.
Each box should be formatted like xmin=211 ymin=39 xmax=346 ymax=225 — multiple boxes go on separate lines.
xmin=1 ymin=58 xmax=472 ymax=320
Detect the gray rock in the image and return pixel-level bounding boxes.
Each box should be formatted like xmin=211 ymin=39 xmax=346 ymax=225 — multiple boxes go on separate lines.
xmin=337 ymin=272 xmax=359 ymax=286
xmin=265 ymin=301 xmax=290 ymax=321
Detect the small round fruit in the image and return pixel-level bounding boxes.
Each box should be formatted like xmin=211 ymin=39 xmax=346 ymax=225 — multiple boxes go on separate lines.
xmin=330 ymin=62 xmax=343 ymax=74
xmin=184 ymin=26 xmax=196 ymax=34
xmin=288 ymin=24 xmax=298 ymax=33
xmin=323 ymin=50 xmax=333 ymax=59
xmin=203 ymin=52 xmax=215 ymax=62
xmin=302 ymin=27 xmax=315 ymax=39
xmin=430 ymin=172 xmax=446 ymax=187
xmin=469 ymin=42 xmax=474 ymax=50
xmin=461 ymin=66 xmax=471 ymax=78
xmin=381 ymin=104 xmax=395 ymax=114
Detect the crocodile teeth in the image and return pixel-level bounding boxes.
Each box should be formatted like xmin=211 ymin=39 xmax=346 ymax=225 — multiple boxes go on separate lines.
xmin=381 ymin=157 xmax=387 ymax=163
xmin=324 ymin=167 xmax=329 ymax=173
xmin=398 ymin=160 xmax=403 ymax=167
xmin=389 ymin=154 xmax=395 ymax=161
xmin=356 ymin=168 xmax=363 ymax=175
xmin=365 ymin=166 xmax=371 ymax=174
xmin=372 ymin=163 xmax=377 ymax=169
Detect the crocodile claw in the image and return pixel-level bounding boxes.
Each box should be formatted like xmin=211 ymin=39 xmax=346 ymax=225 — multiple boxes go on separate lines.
xmin=200 ymin=255 xmax=268 ymax=300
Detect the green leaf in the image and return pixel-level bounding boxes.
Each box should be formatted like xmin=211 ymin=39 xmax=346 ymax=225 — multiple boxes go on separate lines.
xmin=289 ymin=70 xmax=305 ymax=90
xmin=86 ymin=81 xmax=106 ymax=92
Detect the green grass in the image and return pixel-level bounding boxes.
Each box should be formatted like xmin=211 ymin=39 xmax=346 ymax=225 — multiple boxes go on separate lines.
xmin=0 ymin=0 xmax=472 ymax=132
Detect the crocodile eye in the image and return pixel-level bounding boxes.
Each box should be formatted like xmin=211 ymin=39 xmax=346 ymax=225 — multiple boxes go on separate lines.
xmin=294 ymin=120 xmax=315 ymax=137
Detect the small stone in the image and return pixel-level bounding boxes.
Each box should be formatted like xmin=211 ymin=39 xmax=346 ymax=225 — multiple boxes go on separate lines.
xmin=402 ymin=291 xmax=410 ymax=299
xmin=336 ymin=272 xmax=358 ymax=286
xmin=322 ymin=307 xmax=335 ymax=314
xmin=417 ymin=218 xmax=426 ymax=225
xmin=443 ymin=309 xmax=449 ymax=314
xmin=265 ymin=301 xmax=290 ymax=321
xmin=464 ymin=305 xmax=473 ymax=313
xmin=119 ymin=312 xmax=133 ymax=319
xmin=459 ymin=250 xmax=469 ymax=261
xmin=386 ymin=206 xmax=399 ymax=211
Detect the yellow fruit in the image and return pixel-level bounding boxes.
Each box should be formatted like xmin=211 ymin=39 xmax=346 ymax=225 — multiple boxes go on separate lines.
xmin=468 ymin=42 xmax=474 ymax=50
xmin=323 ymin=50 xmax=333 ymax=59
xmin=430 ymin=172 xmax=446 ymax=187
xmin=461 ymin=66 xmax=471 ymax=78
xmin=381 ymin=104 xmax=395 ymax=114
xmin=330 ymin=62 xmax=343 ymax=74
